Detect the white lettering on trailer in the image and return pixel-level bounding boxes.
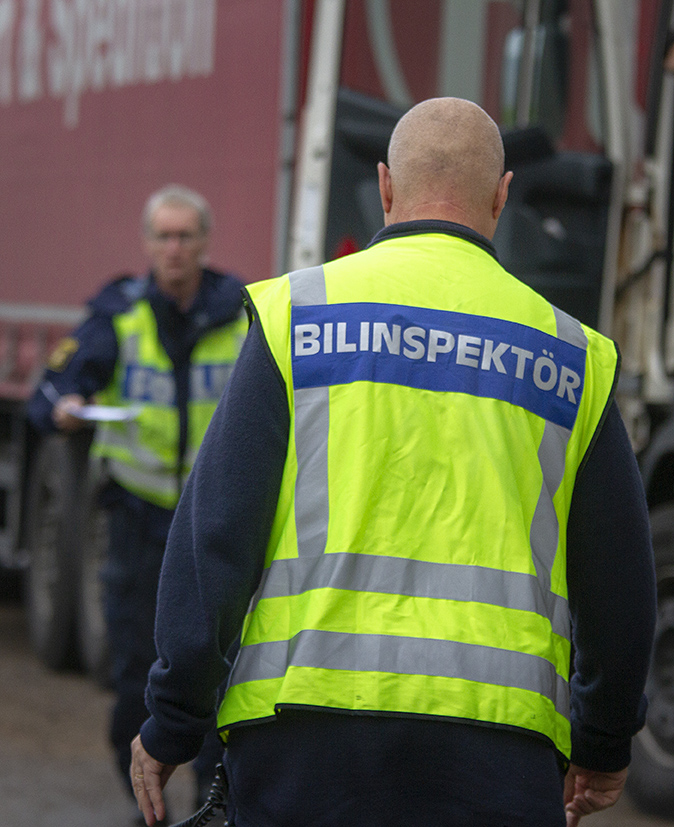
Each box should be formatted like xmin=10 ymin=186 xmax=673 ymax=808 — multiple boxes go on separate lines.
xmin=18 ymin=0 xmax=42 ymax=101
xmin=0 ymin=0 xmax=216 ymax=127
xmin=0 ymin=0 xmax=16 ymax=104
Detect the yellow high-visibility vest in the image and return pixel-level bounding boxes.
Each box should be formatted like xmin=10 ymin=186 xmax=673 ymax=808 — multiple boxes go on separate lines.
xmin=93 ymin=298 xmax=246 ymax=509
xmin=219 ymin=230 xmax=619 ymax=757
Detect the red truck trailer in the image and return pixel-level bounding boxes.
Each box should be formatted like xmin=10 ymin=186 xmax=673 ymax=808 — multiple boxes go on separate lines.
xmin=3 ymin=0 xmax=674 ymax=817
xmin=0 ymin=0 xmax=290 ymax=560
xmin=0 ymin=0 xmax=301 ymax=687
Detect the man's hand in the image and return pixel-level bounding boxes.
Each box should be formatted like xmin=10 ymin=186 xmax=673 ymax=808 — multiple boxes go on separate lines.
xmin=564 ymin=763 xmax=628 ymax=826
xmin=130 ymin=734 xmax=178 ymax=826
xmin=52 ymin=394 xmax=87 ymax=432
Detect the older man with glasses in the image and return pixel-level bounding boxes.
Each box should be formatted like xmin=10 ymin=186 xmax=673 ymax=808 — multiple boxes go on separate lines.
xmin=28 ymin=184 xmax=247 ymax=825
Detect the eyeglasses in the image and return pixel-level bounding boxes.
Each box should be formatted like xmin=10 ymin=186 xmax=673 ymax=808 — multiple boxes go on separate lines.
xmin=151 ymin=230 xmax=203 ymax=245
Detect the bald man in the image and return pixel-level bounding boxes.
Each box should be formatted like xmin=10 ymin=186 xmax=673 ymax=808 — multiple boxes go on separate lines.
xmin=130 ymin=99 xmax=655 ymax=827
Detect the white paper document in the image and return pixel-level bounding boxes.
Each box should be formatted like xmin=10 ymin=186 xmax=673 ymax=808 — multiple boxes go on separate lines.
xmin=70 ymin=405 xmax=142 ymax=422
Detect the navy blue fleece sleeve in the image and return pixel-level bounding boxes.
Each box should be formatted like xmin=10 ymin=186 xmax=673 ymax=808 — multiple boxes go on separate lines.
xmin=140 ymin=319 xmax=289 ymax=765
xmin=567 ymin=401 xmax=656 ymax=771
xmin=26 ymin=312 xmax=119 ymax=432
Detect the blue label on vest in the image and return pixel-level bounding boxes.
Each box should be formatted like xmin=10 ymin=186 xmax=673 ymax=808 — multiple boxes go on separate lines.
xmin=123 ymin=364 xmax=232 ymax=405
xmin=291 ymin=303 xmax=586 ymax=429
xmin=124 ymin=365 xmax=175 ymax=405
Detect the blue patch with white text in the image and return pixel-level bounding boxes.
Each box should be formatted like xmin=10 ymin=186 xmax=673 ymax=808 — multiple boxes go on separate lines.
xmin=291 ymin=303 xmax=586 ymax=430
xmin=122 ymin=363 xmax=233 ymax=405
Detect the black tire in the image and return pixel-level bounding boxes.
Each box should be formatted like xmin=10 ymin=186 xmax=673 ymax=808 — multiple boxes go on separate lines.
xmin=626 ymin=502 xmax=674 ymax=817
xmin=24 ymin=431 xmax=92 ymax=670
xmin=76 ymin=456 xmax=111 ymax=686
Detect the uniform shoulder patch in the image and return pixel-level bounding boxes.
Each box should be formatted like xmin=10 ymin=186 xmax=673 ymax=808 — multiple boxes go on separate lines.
xmin=47 ymin=337 xmax=80 ymax=372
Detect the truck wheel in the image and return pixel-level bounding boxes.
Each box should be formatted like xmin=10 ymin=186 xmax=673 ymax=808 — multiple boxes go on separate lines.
xmin=76 ymin=459 xmax=111 ymax=686
xmin=24 ymin=433 xmax=90 ymax=670
xmin=626 ymin=502 xmax=674 ymax=817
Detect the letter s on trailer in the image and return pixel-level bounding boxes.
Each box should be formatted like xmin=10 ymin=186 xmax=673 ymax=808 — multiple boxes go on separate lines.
xmin=2 ymin=0 xmax=674 ymax=818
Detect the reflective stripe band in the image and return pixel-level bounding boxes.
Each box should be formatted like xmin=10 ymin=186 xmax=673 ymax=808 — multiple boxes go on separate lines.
xmin=230 ymin=628 xmax=569 ymax=718
xmin=293 ymin=387 xmax=330 ymax=556
xmin=249 ymin=551 xmax=570 ymax=639
xmin=531 ymin=419 xmax=571 ymax=638
xmin=105 ymin=458 xmax=179 ymax=498
xmin=554 ymin=305 xmax=588 ymax=351
xmin=528 ymin=307 xmax=588 ymax=639
xmin=290 ymin=267 xmax=330 ymax=557
xmin=120 ymin=333 xmax=141 ymax=362
xmin=95 ymin=424 xmax=159 ymax=467
xmin=289 ymin=265 xmax=328 ymax=306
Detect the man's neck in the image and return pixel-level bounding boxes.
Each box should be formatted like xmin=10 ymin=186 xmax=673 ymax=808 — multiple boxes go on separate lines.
xmin=157 ymin=272 xmax=202 ymax=312
xmin=386 ymin=204 xmax=494 ymax=240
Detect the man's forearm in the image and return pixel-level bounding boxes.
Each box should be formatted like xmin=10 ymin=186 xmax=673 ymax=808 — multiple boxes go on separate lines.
xmin=566 ymin=402 xmax=656 ymax=769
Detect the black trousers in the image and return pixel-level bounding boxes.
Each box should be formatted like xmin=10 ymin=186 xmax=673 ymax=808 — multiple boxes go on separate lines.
xmin=224 ymin=711 xmax=567 ymax=827
xmin=102 ymin=500 xmax=224 ymax=797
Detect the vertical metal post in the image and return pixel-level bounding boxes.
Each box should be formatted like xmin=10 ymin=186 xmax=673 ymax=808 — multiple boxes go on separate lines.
xmin=288 ymin=0 xmax=347 ymax=271
xmin=437 ymin=0 xmax=487 ymax=102
xmin=364 ymin=0 xmax=413 ymax=109
xmin=594 ymin=0 xmax=631 ymax=338
xmin=274 ymin=0 xmax=303 ymax=277
xmin=515 ymin=0 xmax=541 ymax=126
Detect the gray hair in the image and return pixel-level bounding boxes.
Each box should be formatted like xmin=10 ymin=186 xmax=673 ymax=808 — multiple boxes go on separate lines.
xmin=142 ymin=184 xmax=213 ymax=236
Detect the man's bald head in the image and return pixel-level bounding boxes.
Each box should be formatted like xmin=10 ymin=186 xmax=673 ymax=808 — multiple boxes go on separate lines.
xmin=379 ymin=97 xmax=511 ymax=237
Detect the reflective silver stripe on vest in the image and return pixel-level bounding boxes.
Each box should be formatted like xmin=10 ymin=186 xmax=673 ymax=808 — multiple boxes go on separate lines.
xmin=289 ymin=267 xmax=330 ymax=557
xmin=121 ymin=332 xmax=140 ymax=362
xmin=94 ymin=425 xmax=161 ymax=467
xmin=230 ymin=629 xmax=569 ymax=717
xmin=529 ymin=307 xmax=588 ymax=645
xmin=105 ymin=458 xmax=179 ymax=498
xmin=248 ymin=551 xmax=570 ymax=638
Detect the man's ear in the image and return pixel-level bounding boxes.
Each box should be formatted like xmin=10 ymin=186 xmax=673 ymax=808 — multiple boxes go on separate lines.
xmin=378 ymin=162 xmax=393 ymax=217
xmin=492 ymin=170 xmax=513 ymax=221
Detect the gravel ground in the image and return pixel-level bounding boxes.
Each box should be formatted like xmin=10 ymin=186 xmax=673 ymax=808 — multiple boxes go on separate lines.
xmin=0 ymin=590 xmax=200 ymax=827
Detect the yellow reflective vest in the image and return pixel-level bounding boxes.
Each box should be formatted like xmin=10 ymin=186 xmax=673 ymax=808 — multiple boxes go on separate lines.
xmin=219 ymin=229 xmax=619 ymax=758
xmin=93 ymin=297 xmax=246 ymax=509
